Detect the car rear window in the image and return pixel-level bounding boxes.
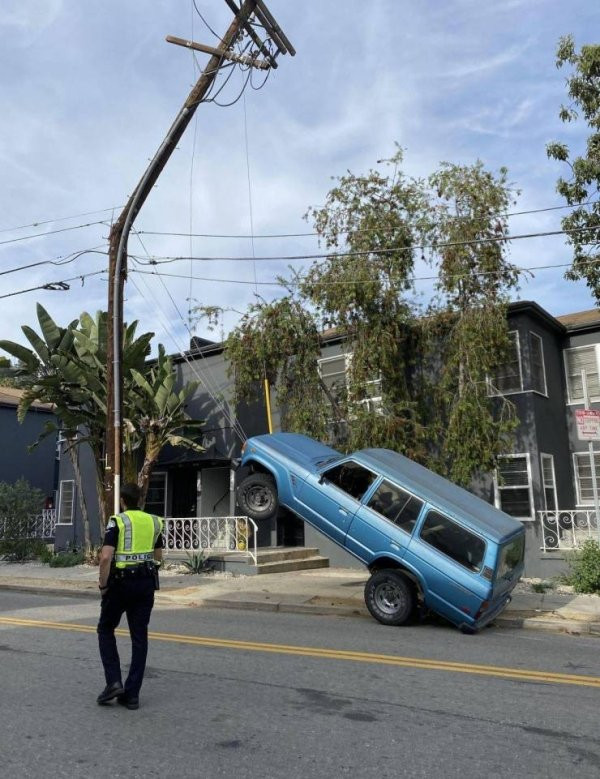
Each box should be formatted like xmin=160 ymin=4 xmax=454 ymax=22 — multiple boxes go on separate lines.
xmin=367 ymin=480 xmax=423 ymax=534
xmin=497 ymin=535 xmax=525 ymax=580
xmin=420 ymin=510 xmax=485 ymax=572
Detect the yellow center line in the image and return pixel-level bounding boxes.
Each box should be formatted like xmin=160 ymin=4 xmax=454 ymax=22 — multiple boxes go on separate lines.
xmin=1 ymin=615 xmax=599 ymax=688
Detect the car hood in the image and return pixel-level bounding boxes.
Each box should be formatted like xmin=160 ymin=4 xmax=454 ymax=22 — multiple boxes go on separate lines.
xmin=247 ymin=433 xmax=342 ymax=474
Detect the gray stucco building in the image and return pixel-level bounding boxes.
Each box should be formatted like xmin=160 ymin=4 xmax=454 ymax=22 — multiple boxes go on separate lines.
xmin=55 ymin=302 xmax=600 ymax=578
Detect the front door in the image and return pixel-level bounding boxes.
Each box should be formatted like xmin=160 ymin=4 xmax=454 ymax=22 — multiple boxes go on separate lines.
xmin=296 ymin=460 xmax=377 ymax=547
xmin=171 ymin=469 xmax=197 ymax=517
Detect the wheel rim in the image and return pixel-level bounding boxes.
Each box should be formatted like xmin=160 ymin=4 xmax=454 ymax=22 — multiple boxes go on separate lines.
xmin=374 ymin=581 xmax=406 ymax=615
xmin=246 ymin=485 xmax=272 ymax=513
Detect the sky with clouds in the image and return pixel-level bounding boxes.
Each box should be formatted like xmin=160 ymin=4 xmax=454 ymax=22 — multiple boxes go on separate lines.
xmin=1 ymin=0 xmax=599 ymax=359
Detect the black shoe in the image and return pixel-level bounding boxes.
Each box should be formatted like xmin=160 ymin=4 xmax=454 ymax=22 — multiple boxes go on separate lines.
xmin=97 ymin=681 xmax=124 ymax=705
xmin=117 ymin=695 xmax=139 ymax=710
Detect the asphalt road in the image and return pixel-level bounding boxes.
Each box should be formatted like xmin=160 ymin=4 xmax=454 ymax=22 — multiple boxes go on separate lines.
xmin=1 ymin=591 xmax=599 ymax=778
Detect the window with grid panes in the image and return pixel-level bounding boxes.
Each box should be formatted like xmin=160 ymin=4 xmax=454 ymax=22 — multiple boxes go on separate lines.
xmin=564 ymin=346 xmax=600 ymax=403
xmin=57 ymin=480 xmax=75 ymax=524
xmin=530 ymin=332 xmax=547 ymax=395
xmin=318 ymin=354 xmax=348 ymax=403
xmin=574 ymin=452 xmax=600 ymax=505
xmin=541 ymin=454 xmax=557 ymax=511
xmin=495 ymin=456 xmax=532 ymax=518
xmin=145 ymin=472 xmax=167 ymax=516
xmin=490 ymin=331 xmax=522 ymax=394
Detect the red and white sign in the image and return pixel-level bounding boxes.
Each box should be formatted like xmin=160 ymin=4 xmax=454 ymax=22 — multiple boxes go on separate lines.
xmin=576 ymin=409 xmax=600 ymax=441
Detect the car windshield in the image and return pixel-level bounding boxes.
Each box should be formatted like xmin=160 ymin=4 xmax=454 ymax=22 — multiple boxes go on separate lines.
xmin=497 ymin=535 xmax=525 ymax=580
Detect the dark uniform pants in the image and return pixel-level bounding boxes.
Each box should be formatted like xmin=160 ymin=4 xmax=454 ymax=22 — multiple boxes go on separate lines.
xmin=97 ymin=574 xmax=155 ymax=697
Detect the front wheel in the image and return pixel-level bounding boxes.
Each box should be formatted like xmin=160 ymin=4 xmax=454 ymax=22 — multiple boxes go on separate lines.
xmin=236 ymin=473 xmax=279 ymax=521
xmin=364 ymin=569 xmax=415 ymax=626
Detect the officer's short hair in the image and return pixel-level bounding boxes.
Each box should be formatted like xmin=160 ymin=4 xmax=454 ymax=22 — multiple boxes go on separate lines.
xmin=121 ymin=483 xmax=141 ymax=508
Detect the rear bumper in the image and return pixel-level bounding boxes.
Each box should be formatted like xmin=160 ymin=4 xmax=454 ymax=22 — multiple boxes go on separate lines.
xmin=459 ymin=594 xmax=512 ymax=633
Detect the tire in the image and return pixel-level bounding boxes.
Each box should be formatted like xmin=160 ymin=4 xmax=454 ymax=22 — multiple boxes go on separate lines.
xmin=364 ymin=569 xmax=415 ymax=626
xmin=236 ymin=473 xmax=279 ymax=521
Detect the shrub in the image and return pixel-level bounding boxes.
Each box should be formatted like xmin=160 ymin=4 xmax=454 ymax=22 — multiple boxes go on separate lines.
xmin=48 ymin=551 xmax=84 ymax=568
xmin=0 ymin=479 xmax=45 ymax=561
xmin=531 ymin=581 xmax=554 ymax=594
xmin=564 ymin=540 xmax=600 ymax=594
xmin=182 ymin=552 xmax=211 ymax=574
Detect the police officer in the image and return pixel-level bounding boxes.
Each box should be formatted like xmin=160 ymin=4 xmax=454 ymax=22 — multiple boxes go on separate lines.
xmin=96 ymin=482 xmax=163 ymax=710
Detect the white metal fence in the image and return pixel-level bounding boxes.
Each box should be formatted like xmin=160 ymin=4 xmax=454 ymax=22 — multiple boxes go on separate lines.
xmin=163 ymin=516 xmax=258 ymax=565
xmin=539 ymin=510 xmax=600 ymax=552
xmin=0 ymin=509 xmax=57 ymax=540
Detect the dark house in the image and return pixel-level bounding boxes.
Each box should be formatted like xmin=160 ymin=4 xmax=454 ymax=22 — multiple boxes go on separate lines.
xmin=0 ymin=387 xmax=58 ymax=500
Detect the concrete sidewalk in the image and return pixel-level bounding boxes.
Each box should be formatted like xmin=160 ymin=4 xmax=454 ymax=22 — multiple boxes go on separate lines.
xmin=1 ymin=561 xmax=600 ymax=636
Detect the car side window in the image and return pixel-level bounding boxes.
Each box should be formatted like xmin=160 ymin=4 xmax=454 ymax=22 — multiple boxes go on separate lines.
xmin=367 ymin=480 xmax=423 ymax=535
xmin=322 ymin=461 xmax=377 ymax=501
xmin=419 ymin=510 xmax=485 ymax=572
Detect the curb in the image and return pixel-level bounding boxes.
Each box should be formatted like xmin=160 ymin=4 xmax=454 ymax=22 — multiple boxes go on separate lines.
xmin=2 ymin=582 xmax=600 ymax=636
xmin=0 ymin=582 xmax=98 ymax=600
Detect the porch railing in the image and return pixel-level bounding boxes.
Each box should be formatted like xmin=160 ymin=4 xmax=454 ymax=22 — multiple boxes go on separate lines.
xmin=538 ymin=510 xmax=600 ymax=552
xmin=162 ymin=515 xmax=258 ymax=566
xmin=0 ymin=509 xmax=57 ymax=540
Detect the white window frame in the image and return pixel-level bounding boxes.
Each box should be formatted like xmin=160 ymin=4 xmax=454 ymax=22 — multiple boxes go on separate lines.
xmin=529 ymin=331 xmax=548 ymax=397
xmin=56 ymin=480 xmax=75 ymax=525
xmin=540 ymin=453 xmax=557 ymax=511
xmin=494 ymin=453 xmax=534 ymax=521
xmin=488 ymin=330 xmax=523 ymax=397
xmin=318 ymin=352 xmax=383 ymax=413
xmin=573 ymin=450 xmax=600 ymax=506
xmin=318 ymin=353 xmax=350 ymax=399
xmin=564 ymin=344 xmax=600 ymax=405
xmin=145 ymin=471 xmax=168 ymax=516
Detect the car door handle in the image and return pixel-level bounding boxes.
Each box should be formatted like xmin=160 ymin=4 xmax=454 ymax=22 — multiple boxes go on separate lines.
xmin=339 ymin=508 xmax=349 ymax=516
xmin=390 ymin=542 xmax=401 ymax=551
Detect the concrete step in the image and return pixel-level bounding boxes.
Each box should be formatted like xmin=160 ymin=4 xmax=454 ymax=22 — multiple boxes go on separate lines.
xmin=254 ymin=547 xmax=321 ymax=563
xmin=255 ymin=556 xmax=330 ymax=575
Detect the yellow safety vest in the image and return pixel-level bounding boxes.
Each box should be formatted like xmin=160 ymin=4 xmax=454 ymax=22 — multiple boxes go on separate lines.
xmin=112 ymin=510 xmax=163 ymax=569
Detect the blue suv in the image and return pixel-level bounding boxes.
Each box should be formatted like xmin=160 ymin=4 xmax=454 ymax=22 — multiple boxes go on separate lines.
xmin=237 ymin=432 xmax=525 ymax=633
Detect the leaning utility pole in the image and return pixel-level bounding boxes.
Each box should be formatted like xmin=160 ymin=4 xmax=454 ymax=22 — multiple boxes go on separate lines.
xmin=105 ymin=0 xmax=295 ymax=519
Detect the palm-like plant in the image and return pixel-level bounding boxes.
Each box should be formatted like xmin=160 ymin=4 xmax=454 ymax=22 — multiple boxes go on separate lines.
xmin=127 ymin=345 xmax=205 ymax=506
xmin=0 ymin=307 xmax=204 ymax=538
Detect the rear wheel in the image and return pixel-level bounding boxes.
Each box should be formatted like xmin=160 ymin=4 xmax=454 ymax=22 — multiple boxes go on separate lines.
xmin=236 ymin=473 xmax=278 ymax=521
xmin=364 ymin=569 xmax=415 ymax=626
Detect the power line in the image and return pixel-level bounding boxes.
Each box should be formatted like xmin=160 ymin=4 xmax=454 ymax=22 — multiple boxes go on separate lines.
xmin=128 ymin=223 xmax=600 ymax=266
xmin=0 ymin=247 xmax=108 ymax=278
xmin=0 ymin=269 xmax=108 ymax=300
xmin=0 ymin=207 xmax=124 ymax=236
xmin=192 ymin=0 xmax=220 ymax=39
xmin=2 ymin=198 xmax=595 ymax=245
xmin=137 ymin=199 xmax=600 ymax=241
xmin=130 ymin=252 xmax=600 ymax=288
xmin=0 ymin=220 xmax=110 ymax=248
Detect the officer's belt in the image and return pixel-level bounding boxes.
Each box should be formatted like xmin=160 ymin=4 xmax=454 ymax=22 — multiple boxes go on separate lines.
xmin=114 ymin=551 xmax=155 ymax=562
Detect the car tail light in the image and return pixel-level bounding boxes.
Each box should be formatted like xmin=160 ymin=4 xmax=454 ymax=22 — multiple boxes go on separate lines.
xmin=475 ymin=600 xmax=490 ymax=619
xmin=241 ymin=440 xmax=247 ymax=456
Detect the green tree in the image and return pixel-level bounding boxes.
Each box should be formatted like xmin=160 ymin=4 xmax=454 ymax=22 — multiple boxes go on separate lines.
xmin=427 ymin=161 xmax=520 ymax=484
xmin=224 ymin=150 xmax=520 ymax=488
xmin=301 ymin=148 xmax=434 ymax=458
xmin=547 ymin=35 xmax=600 ymax=299
xmin=224 ymin=295 xmax=330 ymax=439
